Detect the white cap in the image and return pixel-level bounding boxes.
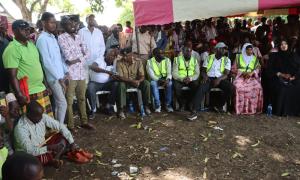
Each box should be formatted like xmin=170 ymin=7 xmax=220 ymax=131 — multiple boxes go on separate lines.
xmin=5 ymin=93 xmax=17 ymax=104
xmin=215 ymin=42 xmax=227 ymax=49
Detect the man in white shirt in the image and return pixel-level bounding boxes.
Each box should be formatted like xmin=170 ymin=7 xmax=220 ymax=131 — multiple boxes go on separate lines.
xmin=187 ymin=42 xmax=234 ymax=121
xmin=78 ymin=14 xmax=106 ymax=81
xmin=87 ymin=49 xmax=118 ymax=118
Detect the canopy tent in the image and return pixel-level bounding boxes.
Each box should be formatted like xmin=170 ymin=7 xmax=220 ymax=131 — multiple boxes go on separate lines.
xmin=133 ymin=0 xmax=300 ymax=26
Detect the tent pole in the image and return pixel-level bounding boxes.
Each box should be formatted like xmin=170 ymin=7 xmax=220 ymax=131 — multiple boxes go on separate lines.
xmin=135 ymin=26 xmax=140 ymax=55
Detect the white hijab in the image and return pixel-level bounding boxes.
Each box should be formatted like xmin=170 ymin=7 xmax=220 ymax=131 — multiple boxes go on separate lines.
xmin=241 ymin=43 xmax=254 ymax=66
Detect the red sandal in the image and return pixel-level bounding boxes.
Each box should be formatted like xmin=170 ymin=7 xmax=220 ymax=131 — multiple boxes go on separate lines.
xmin=78 ymin=149 xmax=93 ymax=159
xmin=67 ymin=152 xmax=89 ymax=164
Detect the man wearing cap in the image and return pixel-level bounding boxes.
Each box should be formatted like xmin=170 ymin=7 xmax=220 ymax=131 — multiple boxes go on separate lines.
xmin=58 ymin=17 xmax=95 ymax=131
xmin=2 ymin=20 xmax=53 ymax=117
xmin=36 ymin=12 xmax=69 ymax=124
xmin=172 ymin=47 xmax=200 ymax=111
xmin=187 ymin=42 xmax=234 ymax=121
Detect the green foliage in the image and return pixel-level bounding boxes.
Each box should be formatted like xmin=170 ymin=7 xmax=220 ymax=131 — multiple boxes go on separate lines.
xmin=118 ymin=1 xmax=134 ymax=26
xmin=89 ymin=0 xmax=104 ymax=13
xmin=49 ymin=0 xmax=76 ymax=13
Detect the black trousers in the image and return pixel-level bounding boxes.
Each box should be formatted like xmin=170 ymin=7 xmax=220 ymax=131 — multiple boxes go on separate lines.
xmin=173 ymin=80 xmax=199 ymax=107
xmin=193 ymin=78 xmax=235 ymax=111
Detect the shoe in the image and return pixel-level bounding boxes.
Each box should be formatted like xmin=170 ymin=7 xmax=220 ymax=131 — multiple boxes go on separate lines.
xmin=118 ymin=111 xmax=126 ymax=119
xmin=105 ymin=107 xmax=115 ymax=116
xmin=89 ymin=112 xmax=95 ymax=120
xmin=187 ymin=112 xmax=198 ymax=121
xmin=155 ymin=106 xmax=161 ymax=113
xmin=145 ymin=106 xmax=151 ymax=115
xmin=78 ymin=149 xmax=93 ymax=159
xmin=67 ymin=152 xmax=89 ymax=164
xmin=179 ymin=106 xmax=185 ymax=112
xmin=81 ymin=123 xmax=96 ymax=130
xmin=166 ymin=105 xmax=174 ymax=113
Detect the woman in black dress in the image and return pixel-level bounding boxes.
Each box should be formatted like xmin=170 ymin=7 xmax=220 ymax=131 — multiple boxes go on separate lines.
xmin=267 ymin=39 xmax=300 ymax=116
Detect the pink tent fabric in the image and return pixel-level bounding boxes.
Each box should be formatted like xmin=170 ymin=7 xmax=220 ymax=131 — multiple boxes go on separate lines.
xmin=133 ymin=0 xmax=300 ymax=26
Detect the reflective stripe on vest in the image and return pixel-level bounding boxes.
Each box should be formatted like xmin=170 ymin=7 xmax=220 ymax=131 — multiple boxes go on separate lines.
xmin=175 ymin=55 xmax=196 ymax=78
xmin=238 ymin=54 xmax=258 ymax=72
xmin=206 ymin=54 xmax=226 ymax=73
xmin=151 ymin=57 xmax=167 ymax=77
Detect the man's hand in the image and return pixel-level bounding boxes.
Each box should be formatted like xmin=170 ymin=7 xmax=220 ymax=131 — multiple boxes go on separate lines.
xmin=66 ymin=59 xmax=81 ymax=66
xmin=131 ymin=80 xmax=140 ymax=88
xmin=183 ymin=77 xmax=191 ymax=84
xmin=0 ymin=106 xmax=9 ymax=118
xmin=201 ymin=75 xmax=208 ymax=84
xmin=212 ymin=78 xmax=221 ymax=87
xmin=290 ymin=76 xmax=296 ymax=81
xmin=70 ymin=143 xmax=80 ymax=152
xmin=111 ymin=75 xmax=120 ymax=80
xmin=59 ymin=79 xmax=67 ymax=93
xmin=16 ymin=93 xmax=28 ymax=107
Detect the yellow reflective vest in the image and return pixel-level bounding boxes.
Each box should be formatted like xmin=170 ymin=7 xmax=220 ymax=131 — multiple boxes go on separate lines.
xmin=237 ymin=54 xmax=258 ymax=72
xmin=175 ymin=55 xmax=196 ymax=78
xmin=206 ymin=54 xmax=226 ymax=73
xmin=151 ymin=57 xmax=167 ymax=78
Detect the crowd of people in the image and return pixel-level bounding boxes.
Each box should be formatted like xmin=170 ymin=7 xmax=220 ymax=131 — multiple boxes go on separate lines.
xmin=0 ymin=11 xmax=300 ymax=178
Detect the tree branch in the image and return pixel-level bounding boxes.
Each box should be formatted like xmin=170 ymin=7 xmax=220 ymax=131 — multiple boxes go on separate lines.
xmin=30 ymin=0 xmax=41 ymax=13
xmin=37 ymin=0 xmax=49 ymax=19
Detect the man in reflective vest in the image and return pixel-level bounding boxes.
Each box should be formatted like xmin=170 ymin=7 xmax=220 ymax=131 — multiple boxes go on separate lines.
xmin=173 ymin=47 xmax=200 ymax=111
xmin=187 ymin=42 xmax=234 ymax=121
xmin=146 ymin=48 xmax=173 ymax=113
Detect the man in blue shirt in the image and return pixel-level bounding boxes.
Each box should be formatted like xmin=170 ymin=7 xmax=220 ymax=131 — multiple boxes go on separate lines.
xmin=36 ymin=12 xmax=69 ymax=124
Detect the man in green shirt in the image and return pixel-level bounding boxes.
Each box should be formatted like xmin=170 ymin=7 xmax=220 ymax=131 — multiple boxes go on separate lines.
xmin=2 ymin=20 xmax=53 ymax=116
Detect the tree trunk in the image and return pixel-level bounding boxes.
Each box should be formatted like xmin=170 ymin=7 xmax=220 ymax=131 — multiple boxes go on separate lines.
xmin=13 ymin=0 xmax=32 ymax=22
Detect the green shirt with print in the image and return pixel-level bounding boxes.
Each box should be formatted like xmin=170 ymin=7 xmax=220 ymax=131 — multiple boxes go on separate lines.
xmin=2 ymin=39 xmax=45 ymax=94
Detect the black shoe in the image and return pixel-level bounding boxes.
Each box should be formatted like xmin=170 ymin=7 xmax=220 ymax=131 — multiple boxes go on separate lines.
xmin=89 ymin=112 xmax=95 ymax=120
xmin=186 ymin=112 xmax=198 ymax=121
xmin=104 ymin=107 xmax=115 ymax=115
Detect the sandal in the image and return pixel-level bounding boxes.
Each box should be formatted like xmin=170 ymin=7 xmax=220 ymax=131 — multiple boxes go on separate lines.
xmin=78 ymin=149 xmax=93 ymax=159
xmin=67 ymin=152 xmax=89 ymax=164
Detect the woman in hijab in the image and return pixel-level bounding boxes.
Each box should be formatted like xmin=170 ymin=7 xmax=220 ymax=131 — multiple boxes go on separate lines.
xmin=267 ymin=39 xmax=300 ymax=116
xmin=232 ymin=43 xmax=263 ymax=115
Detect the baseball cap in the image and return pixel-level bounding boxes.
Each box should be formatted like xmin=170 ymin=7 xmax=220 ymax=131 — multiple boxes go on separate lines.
xmin=12 ymin=20 xmax=30 ymax=31
xmin=215 ymin=42 xmax=227 ymax=49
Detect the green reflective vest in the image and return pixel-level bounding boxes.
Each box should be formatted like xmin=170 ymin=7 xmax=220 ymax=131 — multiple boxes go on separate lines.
xmin=237 ymin=54 xmax=258 ymax=72
xmin=175 ymin=55 xmax=196 ymax=78
xmin=206 ymin=54 xmax=226 ymax=73
xmin=0 ymin=147 xmax=8 ymax=179
xmin=151 ymin=57 xmax=167 ymax=78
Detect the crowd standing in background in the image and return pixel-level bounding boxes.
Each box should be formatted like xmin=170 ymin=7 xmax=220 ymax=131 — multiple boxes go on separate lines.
xmin=0 ymin=11 xmax=300 ymax=177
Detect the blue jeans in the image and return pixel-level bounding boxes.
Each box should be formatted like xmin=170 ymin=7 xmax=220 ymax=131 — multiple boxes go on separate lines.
xmin=150 ymin=80 xmax=173 ymax=108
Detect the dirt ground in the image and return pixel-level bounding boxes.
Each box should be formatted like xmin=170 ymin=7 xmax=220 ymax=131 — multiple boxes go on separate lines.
xmin=44 ymin=111 xmax=300 ymax=180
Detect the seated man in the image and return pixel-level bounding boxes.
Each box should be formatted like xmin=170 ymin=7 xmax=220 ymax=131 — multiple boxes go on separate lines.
xmin=0 ymin=93 xmax=21 ymax=155
xmin=115 ymin=48 xmax=151 ymax=119
xmin=2 ymin=151 xmax=43 ymax=180
xmin=14 ymin=101 xmax=92 ymax=167
xmin=187 ymin=42 xmax=234 ymax=121
xmin=146 ymin=48 xmax=173 ymax=113
xmin=88 ymin=49 xmax=118 ymax=118
xmin=173 ymin=47 xmax=200 ymax=111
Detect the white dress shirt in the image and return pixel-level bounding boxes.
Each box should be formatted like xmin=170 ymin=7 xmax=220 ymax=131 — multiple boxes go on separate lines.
xmin=203 ymin=56 xmax=231 ymax=78
xmin=78 ymin=27 xmax=106 ymax=65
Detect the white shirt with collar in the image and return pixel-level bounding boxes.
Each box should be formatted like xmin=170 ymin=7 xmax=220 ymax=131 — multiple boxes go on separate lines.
xmin=78 ymin=27 xmax=106 ymax=65
xmin=90 ymin=59 xmax=116 ymax=84
xmin=203 ymin=56 xmax=231 ymax=78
